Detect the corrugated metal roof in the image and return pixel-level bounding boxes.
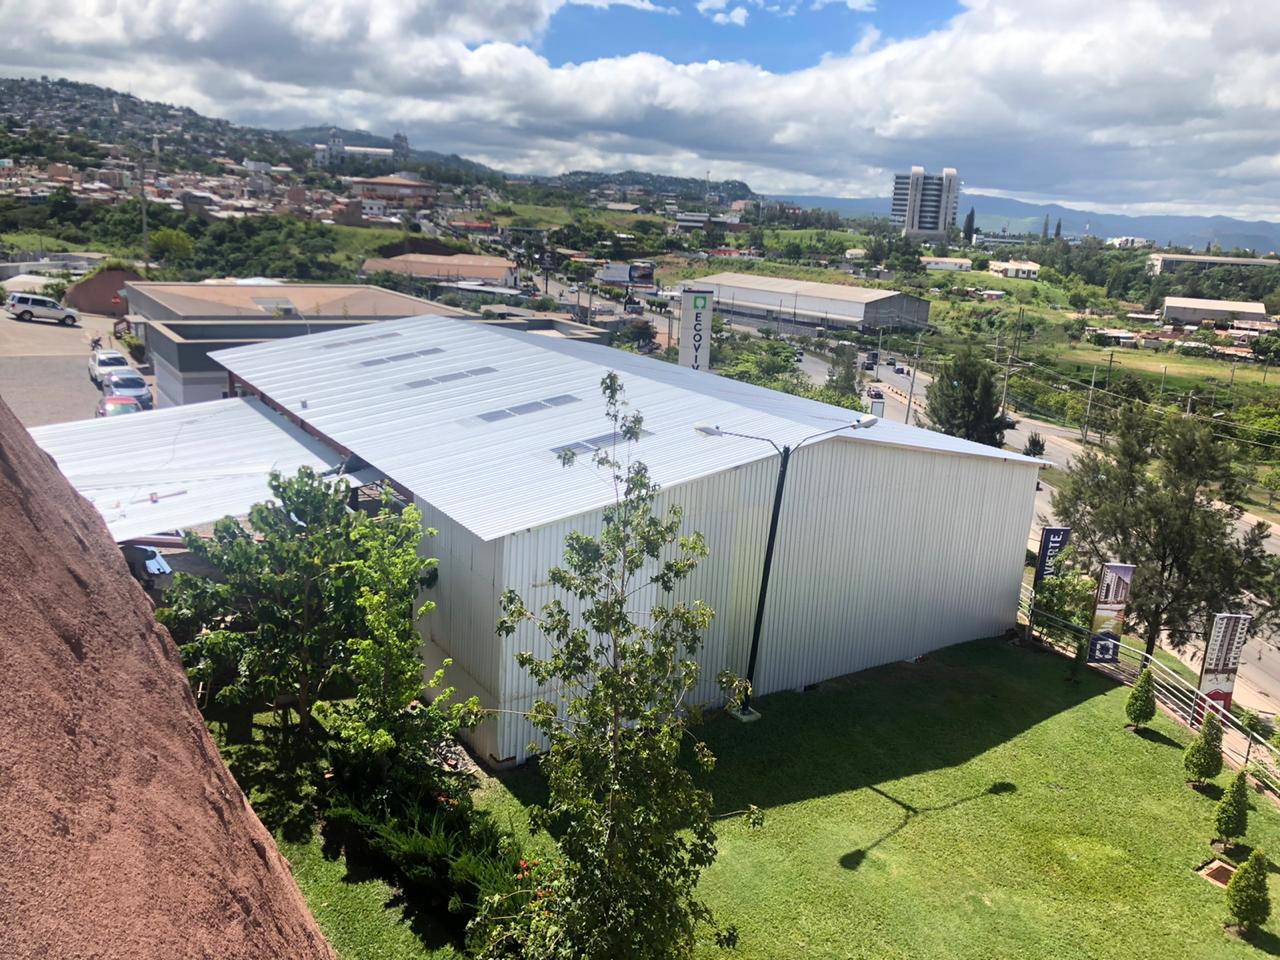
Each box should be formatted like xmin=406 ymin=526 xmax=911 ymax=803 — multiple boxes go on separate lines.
xmin=29 ymin=397 xmax=354 ymax=542
xmin=210 ymin=316 xmax=1040 ymax=543
xmin=688 ymin=272 xmax=900 ymax=304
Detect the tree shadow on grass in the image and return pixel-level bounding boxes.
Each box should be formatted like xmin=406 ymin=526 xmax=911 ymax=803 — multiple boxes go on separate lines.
xmin=700 ymin=637 xmax=1113 ymax=814
xmin=319 ymin=821 xmax=466 ymax=953
xmin=840 ymin=781 xmax=1017 ymax=871
xmin=1237 ymin=927 xmax=1280 ymax=956
xmin=1135 ymin=727 xmax=1181 ymax=749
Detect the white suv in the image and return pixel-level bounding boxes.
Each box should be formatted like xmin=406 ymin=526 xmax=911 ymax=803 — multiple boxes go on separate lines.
xmin=5 ymin=292 xmax=79 ymax=326
xmin=88 ymin=349 xmax=131 ymax=384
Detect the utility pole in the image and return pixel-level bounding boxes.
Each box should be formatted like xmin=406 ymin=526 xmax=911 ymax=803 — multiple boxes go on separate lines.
xmin=1105 ymin=350 xmax=1115 ymax=388
xmin=1266 ymin=357 xmax=1272 ymax=385
xmin=1158 ymin=364 xmax=1167 ymax=403
xmin=904 ymin=329 xmax=924 ymax=424
xmin=999 ymin=307 xmax=1024 ymax=418
xmin=137 ymin=154 xmax=149 ymax=277
xmin=1186 ymin=391 xmax=1194 ymax=415
xmin=1082 ymin=365 xmax=1097 ymax=444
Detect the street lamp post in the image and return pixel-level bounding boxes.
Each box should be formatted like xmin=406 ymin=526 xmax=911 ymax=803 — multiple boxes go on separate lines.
xmin=694 ymin=415 xmax=879 ymax=718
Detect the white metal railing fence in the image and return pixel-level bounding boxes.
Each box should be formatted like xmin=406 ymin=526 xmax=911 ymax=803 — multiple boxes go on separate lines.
xmin=1019 ymin=584 xmax=1280 ymax=795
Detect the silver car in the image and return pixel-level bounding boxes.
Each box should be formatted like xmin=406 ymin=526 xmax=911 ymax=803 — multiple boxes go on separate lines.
xmin=102 ymin=369 xmax=153 ymax=408
xmin=5 ymin=292 xmax=79 ymax=325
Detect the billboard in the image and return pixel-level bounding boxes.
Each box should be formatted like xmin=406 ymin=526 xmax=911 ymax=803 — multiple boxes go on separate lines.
xmin=1090 ymin=562 xmax=1135 ymax=643
xmin=1198 ymin=613 xmax=1251 ymax=714
xmin=680 ymin=288 xmax=712 ymax=370
xmin=1034 ymin=527 xmax=1071 ymax=587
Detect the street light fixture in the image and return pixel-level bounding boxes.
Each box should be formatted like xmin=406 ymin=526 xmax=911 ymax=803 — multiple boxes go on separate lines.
xmin=694 ymin=415 xmax=879 ymax=719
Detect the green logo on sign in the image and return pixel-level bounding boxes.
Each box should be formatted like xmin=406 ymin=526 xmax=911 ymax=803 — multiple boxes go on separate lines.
xmin=693 ymin=295 xmax=708 ymax=310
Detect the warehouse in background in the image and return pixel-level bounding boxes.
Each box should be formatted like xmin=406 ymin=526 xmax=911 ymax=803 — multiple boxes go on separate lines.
xmin=687 ymin=272 xmax=930 ymax=331
xmin=121 ymin=281 xmax=466 ymax=407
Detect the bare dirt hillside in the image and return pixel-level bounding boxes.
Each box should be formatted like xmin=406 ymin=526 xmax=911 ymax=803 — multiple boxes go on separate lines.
xmin=0 ymin=398 xmax=335 ymax=960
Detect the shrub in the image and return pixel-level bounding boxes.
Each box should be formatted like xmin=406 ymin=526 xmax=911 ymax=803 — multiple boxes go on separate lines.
xmin=1125 ymin=668 xmax=1157 ymax=729
xmin=1184 ymin=711 xmax=1224 ymax=785
xmin=1214 ymin=769 xmax=1249 ymax=845
xmin=1226 ymin=849 xmax=1271 ymax=930
xmin=1022 ymin=432 xmax=1046 ymax=458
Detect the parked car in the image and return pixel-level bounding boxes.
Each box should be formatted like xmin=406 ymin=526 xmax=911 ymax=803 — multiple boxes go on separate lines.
xmin=88 ymin=349 xmax=131 ymax=384
xmin=5 ymin=292 xmax=79 ymax=325
xmin=95 ymin=395 xmax=143 ymax=417
xmin=120 ymin=544 xmax=173 ymax=591
xmin=867 ymin=387 xmax=884 ymax=400
xmin=102 ymin=370 xmax=153 ymax=408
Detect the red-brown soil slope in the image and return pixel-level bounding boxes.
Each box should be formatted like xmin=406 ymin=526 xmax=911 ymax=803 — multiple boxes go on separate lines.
xmin=0 ymin=398 xmax=335 ymax=960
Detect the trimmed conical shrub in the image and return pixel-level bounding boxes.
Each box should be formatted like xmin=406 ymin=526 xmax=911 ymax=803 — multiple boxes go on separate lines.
xmin=1214 ymin=770 xmax=1249 ymax=844
xmin=1125 ymin=668 xmax=1157 ymax=728
xmin=1226 ymin=849 xmax=1271 ymax=930
xmin=1184 ymin=710 xmax=1224 ymax=785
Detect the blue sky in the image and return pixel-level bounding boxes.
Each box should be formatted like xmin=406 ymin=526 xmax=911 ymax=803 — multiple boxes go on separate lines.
xmin=540 ymin=1 xmax=963 ymax=72
xmin=5 ymin=0 xmax=1280 ymax=217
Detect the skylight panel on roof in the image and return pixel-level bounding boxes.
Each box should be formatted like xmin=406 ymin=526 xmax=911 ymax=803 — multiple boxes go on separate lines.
xmin=551 ymin=428 xmax=652 ymax=459
xmin=473 ymin=394 xmax=582 ymax=424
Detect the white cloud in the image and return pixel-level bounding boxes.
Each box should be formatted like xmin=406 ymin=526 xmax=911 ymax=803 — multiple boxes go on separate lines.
xmin=811 ymin=0 xmax=876 ymax=10
xmin=712 ymin=7 xmax=750 ymax=26
xmin=1 ymin=0 xmax=1279 ymax=216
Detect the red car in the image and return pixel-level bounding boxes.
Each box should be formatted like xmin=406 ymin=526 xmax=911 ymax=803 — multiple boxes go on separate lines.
xmin=95 ymin=395 xmax=143 ymax=417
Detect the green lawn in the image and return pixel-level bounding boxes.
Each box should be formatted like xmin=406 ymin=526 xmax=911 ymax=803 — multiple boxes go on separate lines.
xmin=280 ymin=830 xmax=464 ymax=960
xmin=1052 ymin=344 xmax=1266 ymax=393
xmin=682 ymin=638 xmax=1280 ymax=959
xmin=1 ymin=230 xmax=130 ymax=256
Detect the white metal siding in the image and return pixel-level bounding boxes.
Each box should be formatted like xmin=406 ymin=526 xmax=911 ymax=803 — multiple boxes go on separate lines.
xmin=415 ymin=495 xmax=506 ymax=762
xmin=489 ymin=441 xmax=1039 ymax=763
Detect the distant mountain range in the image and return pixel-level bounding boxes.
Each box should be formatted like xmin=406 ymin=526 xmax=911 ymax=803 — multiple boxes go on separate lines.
xmin=774 ymin=193 xmax=1280 ymax=253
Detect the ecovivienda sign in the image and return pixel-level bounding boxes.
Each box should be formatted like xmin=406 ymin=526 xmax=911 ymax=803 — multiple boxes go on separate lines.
xmin=679 ymin=288 xmax=712 ymax=370
xmin=1090 ymin=562 xmax=1135 ymax=644
xmin=1034 ymin=526 xmax=1071 ymax=587
xmin=1198 ymin=612 xmax=1252 ymax=714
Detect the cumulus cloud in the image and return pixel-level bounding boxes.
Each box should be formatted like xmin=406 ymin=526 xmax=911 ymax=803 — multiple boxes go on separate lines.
xmin=812 ymin=0 xmax=875 ymax=10
xmin=713 ymin=7 xmax=750 ymax=25
xmin=0 ymin=0 xmax=1278 ymax=215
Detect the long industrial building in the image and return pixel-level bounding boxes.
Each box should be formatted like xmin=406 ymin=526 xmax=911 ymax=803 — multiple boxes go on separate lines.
xmin=687 ymin=272 xmax=930 ymax=330
xmin=32 ymin=315 xmax=1039 ymax=766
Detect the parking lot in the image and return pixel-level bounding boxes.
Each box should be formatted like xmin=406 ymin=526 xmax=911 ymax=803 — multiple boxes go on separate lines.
xmin=0 ymin=312 xmax=149 ymax=427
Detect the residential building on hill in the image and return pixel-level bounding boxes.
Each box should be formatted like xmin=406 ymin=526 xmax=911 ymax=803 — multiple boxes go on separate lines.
xmin=313 ymin=128 xmax=398 ymax=168
xmin=989 ymin=259 xmax=1040 ymax=280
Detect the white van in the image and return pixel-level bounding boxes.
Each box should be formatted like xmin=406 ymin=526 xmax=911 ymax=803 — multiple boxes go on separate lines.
xmin=5 ymin=292 xmax=79 ymax=325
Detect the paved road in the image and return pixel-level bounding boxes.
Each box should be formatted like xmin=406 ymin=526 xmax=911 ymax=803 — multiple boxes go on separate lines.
xmin=0 ymin=312 xmax=146 ymax=426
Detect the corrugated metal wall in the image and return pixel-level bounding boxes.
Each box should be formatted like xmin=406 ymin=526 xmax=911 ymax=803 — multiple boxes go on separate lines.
xmin=487 ymin=439 xmax=1039 ymax=764
xmin=415 ymin=495 xmax=505 ymax=762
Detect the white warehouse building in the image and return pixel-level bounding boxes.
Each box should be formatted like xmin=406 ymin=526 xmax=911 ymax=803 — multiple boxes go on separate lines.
xmin=32 ymin=315 xmax=1040 ymax=766
xmin=689 ymin=272 xmax=931 ymax=330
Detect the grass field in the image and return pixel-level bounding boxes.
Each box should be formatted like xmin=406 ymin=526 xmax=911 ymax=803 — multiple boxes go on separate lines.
xmin=494 ymin=637 xmax=1280 ymax=960
xmin=0 ymin=231 xmax=130 ymax=256
xmin=280 ymin=831 xmax=464 ymax=960
xmin=1052 ymin=344 xmax=1268 ymax=393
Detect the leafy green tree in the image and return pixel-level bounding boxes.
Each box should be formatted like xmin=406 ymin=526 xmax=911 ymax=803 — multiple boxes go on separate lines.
xmin=315 ymin=492 xmax=481 ymax=776
xmin=1183 ymin=710 xmax=1224 ymax=785
xmin=150 ymin=226 xmax=194 ymax=263
xmin=161 ymin=468 xmax=365 ymax=745
xmin=1226 ymin=849 xmax=1271 ymax=931
xmin=487 ymin=374 xmax=752 ymax=959
xmin=1051 ymin=405 xmax=1276 ymax=658
xmin=1022 ymin=432 xmax=1046 ymax=458
xmin=1214 ymin=769 xmax=1250 ymax=845
xmin=1260 ymin=469 xmax=1280 ymax=508
xmin=1041 ymin=215 xmax=1050 ymax=242
xmin=962 ymin=207 xmax=976 ymax=243
xmin=1054 ymin=218 xmax=1063 ymax=240
xmin=924 ymin=346 xmax=1014 ymax=447
xmin=1125 ymin=668 xmax=1157 ymax=729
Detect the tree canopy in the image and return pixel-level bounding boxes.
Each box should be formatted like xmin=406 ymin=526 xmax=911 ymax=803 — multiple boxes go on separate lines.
xmin=923 ymin=346 xmax=1014 ymax=447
